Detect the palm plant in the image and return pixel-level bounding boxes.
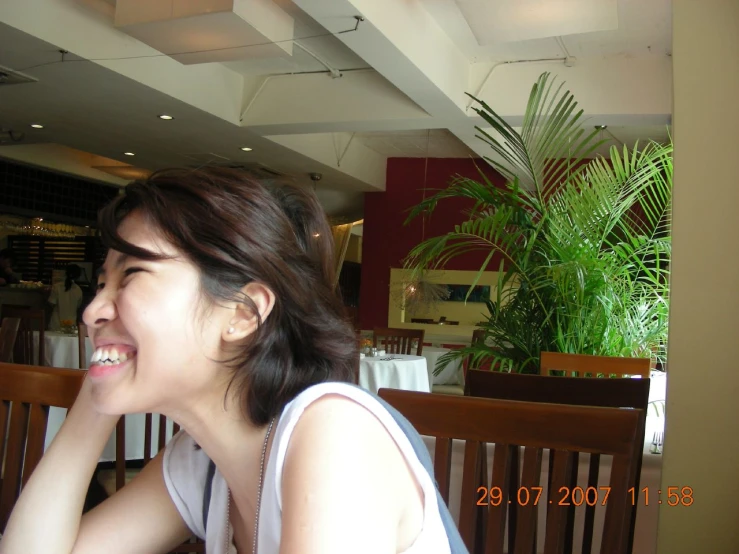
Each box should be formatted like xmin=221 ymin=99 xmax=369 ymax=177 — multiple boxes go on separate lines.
xmin=404 ymin=72 xmax=672 ymax=375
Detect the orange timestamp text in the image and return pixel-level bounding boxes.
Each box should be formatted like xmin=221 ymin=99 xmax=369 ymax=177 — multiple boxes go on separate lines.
xmin=477 ymin=486 xmax=694 ymax=507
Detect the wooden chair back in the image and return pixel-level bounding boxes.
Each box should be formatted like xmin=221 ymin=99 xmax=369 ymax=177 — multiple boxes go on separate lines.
xmin=378 ymin=388 xmax=642 ymax=554
xmin=0 ymin=318 xmax=21 ymax=363
xmin=109 ymin=414 xmax=195 ymax=553
xmin=77 ymin=323 xmax=88 ymax=369
xmin=465 ymin=370 xmax=650 ymax=554
xmin=0 ymin=363 xmax=85 ymax=532
xmin=1 ymin=307 xmax=45 ymax=366
xmin=373 ymin=328 xmax=425 ymax=356
xmin=540 ymin=352 xmax=651 ymax=378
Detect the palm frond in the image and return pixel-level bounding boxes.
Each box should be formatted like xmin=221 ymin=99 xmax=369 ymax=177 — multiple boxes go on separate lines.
xmin=404 ymin=72 xmax=672 ymax=373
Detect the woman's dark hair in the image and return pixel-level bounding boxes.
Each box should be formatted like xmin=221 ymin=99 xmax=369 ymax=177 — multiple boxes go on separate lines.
xmin=97 ymin=167 xmax=358 ymax=425
xmin=65 ymin=264 xmax=82 ymax=291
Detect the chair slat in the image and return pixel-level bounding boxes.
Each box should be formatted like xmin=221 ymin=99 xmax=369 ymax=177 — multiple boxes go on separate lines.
xmin=563 ymin=451 xmax=579 ymax=554
xmin=458 ymin=440 xmax=481 ymax=550
xmin=508 ymin=446 xmax=521 ymax=554
xmin=582 ymin=453 xmax=601 ymax=554
xmin=484 ymin=444 xmax=513 ymax=554
xmin=115 ymin=417 xmax=126 ymax=490
xmin=514 ymin=446 xmax=543 ymax=554
xmin=544 ymin=450 xmax=575 ymax=554
xmin=78 ymin=324 xmax=88 ymax=369
xmin=602 ymin=454 xmax=635 ymax=554
xmin=0 ymin=400 xmax=10 ymax=463
xmin=22 ymin=403 xmax=49 ymax=487
xmin=158 ymin=414 xmax=167 ymax=451
xmin=143 ymin=413 xmax=153 ymax=464
xmin=434 ymin=438 xmax=452 ymax=504
xmin=0 ymin=401 xmax=29 ymax=529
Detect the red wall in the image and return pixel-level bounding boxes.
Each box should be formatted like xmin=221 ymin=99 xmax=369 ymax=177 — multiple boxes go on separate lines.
xmin=359 ymin=158 xmax=505 ymax=329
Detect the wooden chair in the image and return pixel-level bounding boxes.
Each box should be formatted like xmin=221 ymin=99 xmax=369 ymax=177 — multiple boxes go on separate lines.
xmin=465 ymin=370 xmax=650 ymax=554
xmin=431 ymin=331 xmax=488 ymax=396
xmin=77 ymin=323 xmax=88 ymax=370
xmin=373 ymin=328 xmax=425 ymax=356
xmin=0 ymin=318 xmax=21 ymax=363
xmin=0 ymin=363 xmax=86 ymax=532
xmin=540 ymin=352 xmax=651 ymax=378
xmin=1 ymin=307 xmax=45 ymax=366
xmin=377 ymin=388 xmax=642 ymax=554
xmin=97 ymin=413 xmax=197 ymax=553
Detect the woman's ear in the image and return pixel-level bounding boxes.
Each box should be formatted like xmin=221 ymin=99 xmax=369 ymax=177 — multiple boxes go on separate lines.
xmin=222 ymin=282 xmax=276 ymax=342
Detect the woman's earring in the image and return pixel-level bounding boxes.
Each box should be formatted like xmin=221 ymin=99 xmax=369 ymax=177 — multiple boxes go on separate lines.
xmin=227 ymin=327 xmax=235 ymax=334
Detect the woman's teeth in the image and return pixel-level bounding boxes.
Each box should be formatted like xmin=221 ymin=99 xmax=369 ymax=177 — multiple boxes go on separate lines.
xmin=91 ymin=347 xmax=135 ymax=365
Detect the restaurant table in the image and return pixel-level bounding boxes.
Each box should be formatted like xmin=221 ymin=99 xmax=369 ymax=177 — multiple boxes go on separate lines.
xmin=359 ymin=354 xmax=430 ymax=394
xmin=36 ymin=331 xmax=176 ymax=462
xmin=421 ymin=346 xmax=464 ymax=386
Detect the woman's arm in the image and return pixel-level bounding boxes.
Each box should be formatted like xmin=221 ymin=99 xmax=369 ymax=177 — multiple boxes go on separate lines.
xmin=0 ymin=379 xmax=191 ymax=554
xmin=280 ymin=395 xmax=425 ymax=554
xmin=71 ymin=452 xmax=193 ymax=554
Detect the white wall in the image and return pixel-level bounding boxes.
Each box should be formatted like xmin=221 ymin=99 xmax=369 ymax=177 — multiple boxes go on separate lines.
xmin=657 ymin=1 xmax=739 ymax=552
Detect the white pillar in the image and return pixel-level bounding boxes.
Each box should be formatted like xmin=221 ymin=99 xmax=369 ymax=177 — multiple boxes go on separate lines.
xmin=658 ymin=1 xmax=739 ymax=552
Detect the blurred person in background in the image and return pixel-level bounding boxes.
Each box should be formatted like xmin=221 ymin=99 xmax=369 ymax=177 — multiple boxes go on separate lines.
xmin=48 ymin=264 xmax=83 ymax=330
xmin=0 ymin=248 xmax=21 ymax=286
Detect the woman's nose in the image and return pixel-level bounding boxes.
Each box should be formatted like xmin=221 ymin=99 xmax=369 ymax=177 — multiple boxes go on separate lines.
xmin=83 ymin=288 xmax=117 ymax=327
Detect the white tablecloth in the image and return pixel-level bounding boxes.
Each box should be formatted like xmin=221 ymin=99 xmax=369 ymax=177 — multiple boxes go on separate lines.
xmin=38 ymin=333 xmax=176 ymax=462
xmin=33 ymin=331 xmax=94 ymax=368
xmin=359 ymin=354 xmax=430 ymax=394
xmin=422 ymin=347 xmax=464 ymax=386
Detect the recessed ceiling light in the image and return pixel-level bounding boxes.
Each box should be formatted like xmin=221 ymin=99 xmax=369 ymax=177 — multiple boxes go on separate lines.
xmin=240 ymin=147 xmax=253 ymax=152
xmin=124 ymin=152 xmax=135 ymax=156
xmin=30 ymin=124 xmax=44 ymax=129
xmin=158 ymin=114 xmax=174 ymax=120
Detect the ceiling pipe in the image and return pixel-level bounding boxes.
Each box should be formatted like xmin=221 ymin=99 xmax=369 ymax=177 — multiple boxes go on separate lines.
xmin=466 ymin=56 xmax=574 ymax=112
xmin=294 ymin=42 xmax=342 ymax=78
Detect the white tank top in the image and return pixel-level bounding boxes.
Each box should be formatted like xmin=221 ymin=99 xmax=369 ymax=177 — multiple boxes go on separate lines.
xmin=162 ymin=382 xmax=453 ymax=554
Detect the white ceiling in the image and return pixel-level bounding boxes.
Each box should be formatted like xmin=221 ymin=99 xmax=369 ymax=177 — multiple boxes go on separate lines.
xmin=0 ymin=0 xmax=673 ymax=220
xmin=421 ymin=0 xmax=672 ymax=62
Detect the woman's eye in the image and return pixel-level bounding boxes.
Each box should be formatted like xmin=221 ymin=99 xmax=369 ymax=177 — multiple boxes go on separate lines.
xmin=122 ymin=267 xmax=144 ymax=281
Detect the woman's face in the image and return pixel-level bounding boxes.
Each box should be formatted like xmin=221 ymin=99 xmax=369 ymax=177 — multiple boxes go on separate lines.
xmin=83 ymin=211 xmax=231 ymax=415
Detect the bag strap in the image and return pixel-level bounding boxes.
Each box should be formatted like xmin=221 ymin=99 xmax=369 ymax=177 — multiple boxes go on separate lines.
xmin=202 ymin=459 xmax=217 ymax=532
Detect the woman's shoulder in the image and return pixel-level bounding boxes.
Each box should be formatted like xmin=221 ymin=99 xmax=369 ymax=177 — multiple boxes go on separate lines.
xmin=280 ymin=382 xmax=386 ymax=427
